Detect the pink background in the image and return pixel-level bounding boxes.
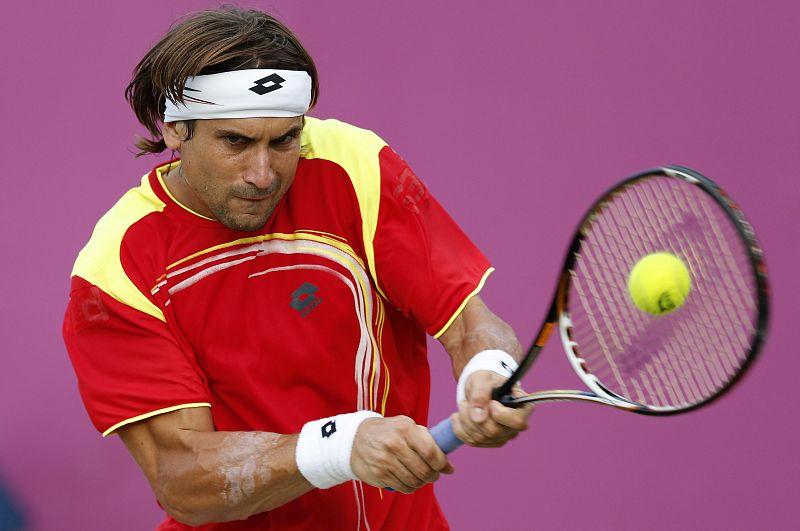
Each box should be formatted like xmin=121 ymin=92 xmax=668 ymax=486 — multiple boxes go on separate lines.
xmin=1 ymin=1 xmax=797 ymax=529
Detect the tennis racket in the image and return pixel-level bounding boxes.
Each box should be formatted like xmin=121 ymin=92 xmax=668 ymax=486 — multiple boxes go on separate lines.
xmin=431 ymin=165 xmax=769 ymax=453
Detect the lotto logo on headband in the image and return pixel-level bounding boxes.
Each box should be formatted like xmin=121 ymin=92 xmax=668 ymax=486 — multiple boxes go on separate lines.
xmin=163 ymin=68 xmax=312 ymax=122
xmin=249 ymin=73 xmax=286 ymax=95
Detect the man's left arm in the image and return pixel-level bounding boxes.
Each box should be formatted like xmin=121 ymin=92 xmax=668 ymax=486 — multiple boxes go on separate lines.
xmin=437 ymin=295 xmax=533 ymax=448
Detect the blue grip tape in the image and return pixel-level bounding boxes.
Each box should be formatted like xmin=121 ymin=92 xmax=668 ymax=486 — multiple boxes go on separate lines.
xmin=429 ymin=417 xmax=464 ymax=454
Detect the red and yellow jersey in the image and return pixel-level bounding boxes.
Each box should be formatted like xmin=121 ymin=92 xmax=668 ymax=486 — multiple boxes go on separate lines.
xmin=63 ymin=117 xmax=492 ymax=531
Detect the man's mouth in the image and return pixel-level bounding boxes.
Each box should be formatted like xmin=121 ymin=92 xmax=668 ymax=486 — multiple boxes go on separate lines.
xmin=237 ymin=195 xmax=270 ymax=202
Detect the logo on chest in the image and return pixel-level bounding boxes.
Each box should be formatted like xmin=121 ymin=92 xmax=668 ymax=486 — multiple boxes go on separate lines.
xmin=290 ymin=281 xmax=322 ymax=318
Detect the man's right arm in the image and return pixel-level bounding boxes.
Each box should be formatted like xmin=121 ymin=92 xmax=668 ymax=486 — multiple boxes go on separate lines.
xmin=118 ymin=406 xmax=310 ymax=526
xmin=119 ymin=407 xmax=452 ymax=526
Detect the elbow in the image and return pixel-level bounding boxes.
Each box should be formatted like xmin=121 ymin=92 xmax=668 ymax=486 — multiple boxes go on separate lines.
xmin=160 ymin=494 xmax=216 ymax=527
xmin=156 ymin=484 xmax=260 ymax=526
xmin=155 ymin=478 xmax=229 ymax=526
xmin=169 ymin=512 xmax=206 ymax=527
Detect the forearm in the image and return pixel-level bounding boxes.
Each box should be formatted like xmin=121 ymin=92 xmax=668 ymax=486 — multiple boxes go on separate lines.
xmin=439 ymin=296 xmax=523 ymax=378
xmin=124 ymin=428 xmax=312 ymax=525
xmin=438 ymin=295 xmax=533 ymax=448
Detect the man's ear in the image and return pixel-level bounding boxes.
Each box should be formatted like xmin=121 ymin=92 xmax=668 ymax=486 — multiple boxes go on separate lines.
xmin=162 ymin=121 xmax=187 ymax=151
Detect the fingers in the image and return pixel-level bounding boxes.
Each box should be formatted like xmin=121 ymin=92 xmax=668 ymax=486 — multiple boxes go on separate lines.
xmin=488 ymin=393 xmax=533 ymax=431
xmin=351 ymin=416 xmax=453 ymax=494
xmin=453 ymin=371 xmax=534 ymax=448
xmin=386 ymin=428 xmax=455 ymax=493
xmin=452 ymin=401 xmax=519 ymax=448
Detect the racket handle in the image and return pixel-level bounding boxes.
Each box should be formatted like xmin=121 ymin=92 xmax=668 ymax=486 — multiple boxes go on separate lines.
xmin=429 ymin=416 xmax=464 ymax=454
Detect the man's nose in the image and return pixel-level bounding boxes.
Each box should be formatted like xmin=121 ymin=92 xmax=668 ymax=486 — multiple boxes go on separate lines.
xmin=243 ymin=149 xmax=274 ymax=189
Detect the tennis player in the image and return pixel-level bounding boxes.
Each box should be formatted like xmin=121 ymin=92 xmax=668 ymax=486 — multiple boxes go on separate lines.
xmin=63 ymin=6 xmax=532 ymax=530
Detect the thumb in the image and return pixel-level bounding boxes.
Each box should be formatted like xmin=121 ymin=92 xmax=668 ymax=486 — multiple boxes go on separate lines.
xmin=465 ymin=371 xmax=495 ymax=422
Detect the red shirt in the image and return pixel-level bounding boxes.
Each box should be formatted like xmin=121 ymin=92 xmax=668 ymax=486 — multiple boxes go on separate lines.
xmin=63 ymin=118 xmax=492 ymax=530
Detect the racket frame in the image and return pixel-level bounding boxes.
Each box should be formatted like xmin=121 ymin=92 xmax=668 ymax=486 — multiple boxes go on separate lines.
xmin=491 ymin=166 xmax=769 ymax=415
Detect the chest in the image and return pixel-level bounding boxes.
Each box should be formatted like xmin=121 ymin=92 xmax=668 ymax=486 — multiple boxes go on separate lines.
xmin=165 ymin=233 xmax=378 ymax=379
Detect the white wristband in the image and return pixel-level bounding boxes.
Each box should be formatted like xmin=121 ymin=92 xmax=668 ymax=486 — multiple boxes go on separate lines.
xmin=295 ymin=410 xmax=382 ymax=489
xmin=456 ymin=349 xmax=518 ymax=404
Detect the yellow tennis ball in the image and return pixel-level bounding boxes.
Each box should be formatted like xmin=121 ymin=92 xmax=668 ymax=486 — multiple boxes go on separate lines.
xmin=627 ymin=252 xmax=691 ymax=315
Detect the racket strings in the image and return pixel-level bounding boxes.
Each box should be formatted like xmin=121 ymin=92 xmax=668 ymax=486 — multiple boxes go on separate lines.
xmin=670 ymin=182 xmax=755 ymax=371
xmin=645 ymin=180 xmax=750 ymax=398
xmin=632 ymin=181 xmax=748 ymax=402
xmin=568 ymin=176 xmax=758 ymax=410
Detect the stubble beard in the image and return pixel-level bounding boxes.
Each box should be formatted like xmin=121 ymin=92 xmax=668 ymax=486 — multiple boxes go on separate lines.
xmin=213 ymin=201 xmax=276 ymax=232
xmin=204 ymin=179 xmax=283 ymax=232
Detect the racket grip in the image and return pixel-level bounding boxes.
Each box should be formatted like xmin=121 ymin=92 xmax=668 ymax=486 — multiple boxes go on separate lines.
xmin=429 ymin=416 xmax=464 ymax=454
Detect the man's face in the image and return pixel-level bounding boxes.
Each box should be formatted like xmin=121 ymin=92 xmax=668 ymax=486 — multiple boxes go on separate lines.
xmin=163 ymin=116 xmax=304 ymax=232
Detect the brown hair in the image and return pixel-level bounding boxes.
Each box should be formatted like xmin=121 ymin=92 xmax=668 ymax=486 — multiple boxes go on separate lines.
xmin=125 ymin=6 xmax=319 ymax=155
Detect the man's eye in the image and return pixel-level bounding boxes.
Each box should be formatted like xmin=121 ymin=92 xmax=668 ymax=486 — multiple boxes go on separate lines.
xmin=274 ymin=131 xmax=303 ymax=146
xmin=223 ymin=135 xmax=245 ymax=145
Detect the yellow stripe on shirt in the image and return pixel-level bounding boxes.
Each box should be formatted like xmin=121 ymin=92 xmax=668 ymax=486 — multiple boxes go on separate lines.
xmin=72 ymin=174 xmax=167 ymax=322
xmin=102 ymin=403 xmax=211 ymax=437
xmin=301 ymin=118 xmax=388 ymax=299
xmin=433 ymin=267 xmax=495 ymax=339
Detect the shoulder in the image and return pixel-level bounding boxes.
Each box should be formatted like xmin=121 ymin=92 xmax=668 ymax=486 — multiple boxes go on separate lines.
xmin=298 ymin=119 xmax=398 ymax=283
xmin=73 ymin=173 xmax=166 ymax=275
xmin=301 ymin=117 xmax=388 ymax=164
xmin=71 ymin=172 xmax=169 ymax=321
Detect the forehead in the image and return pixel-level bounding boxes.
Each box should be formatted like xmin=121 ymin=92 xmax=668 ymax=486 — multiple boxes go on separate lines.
xmin=198 ymin=116 xmax=304 ymax=137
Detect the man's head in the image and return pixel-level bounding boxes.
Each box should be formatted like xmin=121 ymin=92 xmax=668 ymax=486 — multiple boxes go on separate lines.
xmin=125 ymin=6 xmax=319 ymax=231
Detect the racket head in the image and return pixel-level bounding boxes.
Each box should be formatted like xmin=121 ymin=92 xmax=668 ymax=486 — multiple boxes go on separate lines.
xmin=548 ymin=166 xmax=768 ymax=414
xmin=495 ymin=166 xmax=768 ymax=414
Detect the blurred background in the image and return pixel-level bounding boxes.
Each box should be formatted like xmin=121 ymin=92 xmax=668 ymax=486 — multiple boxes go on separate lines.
xmin=1 ymin=1 xmax=797 ymax=529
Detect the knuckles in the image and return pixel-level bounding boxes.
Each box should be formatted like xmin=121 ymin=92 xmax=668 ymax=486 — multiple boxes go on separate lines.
xmin=355 ymin=415 xmax=447 ymax=493
xmin=417 ymin=446 xmax=440 ymax=465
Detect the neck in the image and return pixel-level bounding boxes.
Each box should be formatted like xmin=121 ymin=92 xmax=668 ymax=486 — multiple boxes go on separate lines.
xmin=162 ymin=162 xmax=214 ymax=219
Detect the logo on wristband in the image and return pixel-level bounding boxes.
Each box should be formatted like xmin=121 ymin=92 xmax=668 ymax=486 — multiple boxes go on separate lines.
xmin=321 ymin=420 xmax=337 ymax=438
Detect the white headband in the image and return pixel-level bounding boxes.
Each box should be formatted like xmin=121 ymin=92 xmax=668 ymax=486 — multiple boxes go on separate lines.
xmin=163 ymin=69 xmax=312 ymax=122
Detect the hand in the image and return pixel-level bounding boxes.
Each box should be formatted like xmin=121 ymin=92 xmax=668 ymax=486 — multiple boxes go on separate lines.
xmin=452 ymin=370 xmax=533 ymax=448
xmin=351 ymin=416 xmax=454 ymax=494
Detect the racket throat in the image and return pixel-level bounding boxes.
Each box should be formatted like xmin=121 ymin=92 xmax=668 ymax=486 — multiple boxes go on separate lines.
xmin=592 ymin=381 xmax=627 ymax=403
xmin=492 ymin=343 xmax=546 ymax=407
xmin=491 ymin=382 xmax=516 ymax=405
